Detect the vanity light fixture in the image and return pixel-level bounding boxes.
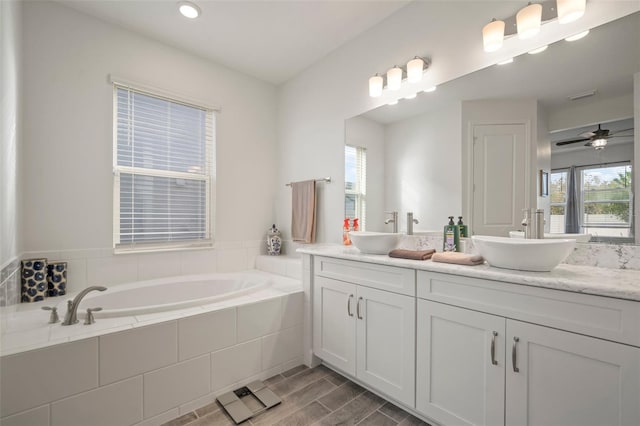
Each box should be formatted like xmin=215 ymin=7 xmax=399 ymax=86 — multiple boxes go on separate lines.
xmin=497 ymin=58 xmax=514 ymax=65
xmin=178 ymin=1 xmax=201 ymax=19
xmin=557 ymin=0 xmax=586 ymax=24
xmin=528 ymin=45 xmax=548 ymax=54
xmin=368 ymin=57 xmax=431 ymax=98
xmin=517 ymin=3 xmax=542 ymax=39
xmin=483 ymin=19 xmax=506 ymax=52
xmin=423 ymin=86 xmax=437 ymax=93
xmin=565 ymin=30 xmax=589 ymax=41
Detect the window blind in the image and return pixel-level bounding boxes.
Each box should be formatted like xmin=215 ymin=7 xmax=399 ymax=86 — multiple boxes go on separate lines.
xmin=345 ymin=145 xmax=367 ymax=230
xmin=114 ymin=86 xmax=215 ymax=251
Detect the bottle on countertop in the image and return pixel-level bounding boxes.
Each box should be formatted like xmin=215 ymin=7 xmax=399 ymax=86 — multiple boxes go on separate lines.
xmin=457 ymin=216 xmax=468 ymax=238
xmin=267 ymin=224 xmax=282 ymax=256
xmin=353 ymin=218 xmax=359 ymax=232
xmin=443 ymin=216 xmax=461 ymax=252
xmin=343 ymin=218 xmax=352 ymax=245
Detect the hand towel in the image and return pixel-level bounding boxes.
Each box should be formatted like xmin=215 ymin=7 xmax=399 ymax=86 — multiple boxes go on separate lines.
xmin=432 ymin=252 xmax=485 ymax=266
xmin=389 ymin=249 xmax=436 ymax=260
xmin=291 ymin=180 xmax=317 ymax=243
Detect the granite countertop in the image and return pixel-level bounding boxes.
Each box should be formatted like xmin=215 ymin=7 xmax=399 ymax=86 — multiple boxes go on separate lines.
xmin=298 ymin=245 xmax=640 ymax=302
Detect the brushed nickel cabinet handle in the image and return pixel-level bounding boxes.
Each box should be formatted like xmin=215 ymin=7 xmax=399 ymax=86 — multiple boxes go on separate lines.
xmin=357 ymin=297 xmax=363 ymax=320
xmin=512 ymin=336 xmax=520 ymax=372
xmin=491 ymin=331 xmax=498 ymax=366
xmin=347 ymin=294 xmax=354 ymax=317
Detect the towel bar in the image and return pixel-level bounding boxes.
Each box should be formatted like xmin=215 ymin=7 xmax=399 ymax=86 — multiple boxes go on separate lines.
xmin=285 ymin=177 xmax=331 ymax=187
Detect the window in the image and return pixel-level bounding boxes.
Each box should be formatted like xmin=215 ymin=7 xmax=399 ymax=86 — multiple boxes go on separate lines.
xmin=113 ymin=85 xmax=215 ymax=252
xmin=550 ymin=163 xmax=632 ymax=240
xmin=345 ymin=145 xmax=366 ymax=229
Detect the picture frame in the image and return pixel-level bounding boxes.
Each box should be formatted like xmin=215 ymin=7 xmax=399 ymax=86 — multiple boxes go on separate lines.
xmin=540 ymin=170 xmax=549 ymax=197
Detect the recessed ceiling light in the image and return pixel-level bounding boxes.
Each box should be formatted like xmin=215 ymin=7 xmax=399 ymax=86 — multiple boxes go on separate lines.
xmin=565 ymin=30 xmax=589 ymax=42
xmin=178 ymin=1 xmax=200 ymax=19
xmin=497 ymin=58 xmax=514 ymax=65
xmin=423 ymin=86 xmax=437 ymax=93
xmin=387 ymin=100 xmax=399 ymax=106
xmin=404 ymin=93 xmax=417 ymax=100
xmin=528 ymin=45 xmax=548 ymax=55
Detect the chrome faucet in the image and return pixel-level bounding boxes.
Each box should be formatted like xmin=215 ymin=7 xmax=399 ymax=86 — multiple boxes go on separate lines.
xmin=406 ymin=212 xmax=419 ymax=235
xmin=521 ymin=208 xmax=545 ymax=239
xmin=384 ymin=211 xmax=399 ymax=233
xmin=62 ymin=286 xmax=107 ymax=326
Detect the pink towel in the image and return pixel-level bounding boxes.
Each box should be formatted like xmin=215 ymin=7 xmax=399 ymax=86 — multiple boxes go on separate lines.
xmin=291 ymin=180 xmax=317 ymax=243
xmin=431 ymin=252 xmax=485 ymax=266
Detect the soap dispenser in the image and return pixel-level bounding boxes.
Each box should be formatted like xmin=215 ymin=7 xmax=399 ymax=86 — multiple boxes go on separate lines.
xmin=457 ymin=217 xmax=468 ymax=238
xmin=443 ymin=216 xmax=460 ymax=252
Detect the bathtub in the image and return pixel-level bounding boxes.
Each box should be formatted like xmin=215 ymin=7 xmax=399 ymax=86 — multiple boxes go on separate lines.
xmin=60 ymin=272 xmax=271 ymax=318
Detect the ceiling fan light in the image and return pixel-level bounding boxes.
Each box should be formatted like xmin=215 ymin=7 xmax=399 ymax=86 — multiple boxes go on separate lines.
xmin=407 ymin=57 xmax=425 ymax=83
xmin=592 ymin=138 xmax=607 ymax=150
xmin=517 ymin=3 xmax=542 ymax=40
xmin=483 ymin=19 xmax=505 ymax=52
xmin=387 ymin=66 xmax=403 ymax=91
xmin=557 ymin=0 xmax=586 ymax=24
xmin=369 ymin=74 xmax=383 ymax=97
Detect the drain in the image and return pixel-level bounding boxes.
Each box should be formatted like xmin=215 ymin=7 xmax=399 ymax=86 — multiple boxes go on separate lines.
xmin=217 ymin=380 xmax=282 ymax=424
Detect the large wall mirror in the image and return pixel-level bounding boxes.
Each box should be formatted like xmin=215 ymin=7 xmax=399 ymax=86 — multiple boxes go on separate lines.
xmin=345 ymin=12 xmax=639 ymax=244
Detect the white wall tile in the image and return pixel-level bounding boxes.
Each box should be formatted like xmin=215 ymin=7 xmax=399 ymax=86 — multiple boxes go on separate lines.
xmin=179 ymin=250 xmax=217 ymax=275
xmin=178 ymin=308 xmax=236 ymax=361
xmin=99 ymin=321 xmax=177 ymax=385
xmin=216 ymin=248 xmax=247 ymax=272
xmin=255 ymin=255 xmax=286 ymax=275
xmin=211 ymin=339 xmax=261 ymax=391
xmin=246 ymin=247 xmax=259 ymax=270
xmin=261 ymin=326 xmax=303 ymax=370
xmin=236 ymin=298 xmax=281 ymax=342
xmin=280 ymin=292 xmax=303 ymax=329
xmin=137 ymin=252 xmax=181 ymax=281
xmin=144 ymin=354 xmax=210 ymax=418
xmin=132 ymin=408 xmax=179 ymax=426
xmin=178 ymin=393 xmax=217 ymax=416
xmin=0 ymin=405 xmax=49 ymax=426
xmin=86 ymin=255 xmax=138 ymax=287
xmin=0 ymin=338 xmax=98 ymax=417
xmin=64 ymin=258 xmax=88 ymax=293
xmin=285 ymin=260 xmax=302 ymax=280
xmin=51 ymin=376 xmax=143 ymax=426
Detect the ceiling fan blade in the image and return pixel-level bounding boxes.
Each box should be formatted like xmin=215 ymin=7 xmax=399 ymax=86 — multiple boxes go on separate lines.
xmin=609 ymin=134 xmax=634 ymax=138
xmin=556 ymin=137 xmax=590 ymax=146
xmin=584 ymin=142 xmax=593 ymax=147
xmin=579 ymin=131 xmax=596 ymax=138
xmin=611 ymin=127 xmax=634 ymax=135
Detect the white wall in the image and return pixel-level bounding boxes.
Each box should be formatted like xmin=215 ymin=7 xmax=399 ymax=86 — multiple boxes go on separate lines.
xmin=344 ymin=116 xmax=385 ymax=232
xmin=1 ymin=0 xmax=22 ymax=269
xmin=547 ymin=93 xmax=634 ymax=132
xmin=276 ymin=1 xmax=638 ymax=244
xmin=384 ymin=103 xmax=462 ymax=232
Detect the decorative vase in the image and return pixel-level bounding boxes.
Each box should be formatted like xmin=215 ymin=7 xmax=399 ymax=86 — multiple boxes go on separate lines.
xmin=267 ymin=224 xmax=282 ymax=256
xmin=47 ymin=262 xmax=67 ymax=297
xmin=21 ymin=258 xmax=48 ymax=302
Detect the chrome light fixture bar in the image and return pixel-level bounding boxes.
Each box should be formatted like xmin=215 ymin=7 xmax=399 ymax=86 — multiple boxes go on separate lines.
xmin=368 ymin=57 xmax=431 ymax=98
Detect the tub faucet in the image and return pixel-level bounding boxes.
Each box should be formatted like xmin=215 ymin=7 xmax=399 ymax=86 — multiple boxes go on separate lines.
xmin=384 ymin=211 xmax=398 ymax=233
xmin=62 ymin=286 xmax=107 ymax=326
xmin=406 ymin=212 xmax=419 ymax=235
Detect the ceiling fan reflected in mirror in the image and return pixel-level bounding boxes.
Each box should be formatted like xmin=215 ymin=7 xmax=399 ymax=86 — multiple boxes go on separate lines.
xmin=555 ymin=124 xmax=634 ymax=150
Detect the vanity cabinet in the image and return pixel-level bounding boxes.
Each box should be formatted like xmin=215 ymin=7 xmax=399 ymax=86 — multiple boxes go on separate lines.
xmin=313 ymin=257 xmax=416 ymax=406
xmin=416 ymin=273 xmax=640 ymax=426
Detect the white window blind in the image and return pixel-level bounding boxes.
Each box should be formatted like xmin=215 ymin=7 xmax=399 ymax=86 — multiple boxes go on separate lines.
xmin=113 ymin=85 xmax=215 ymax=252
xmin=345 ymin=145 xmax=367 ymax=229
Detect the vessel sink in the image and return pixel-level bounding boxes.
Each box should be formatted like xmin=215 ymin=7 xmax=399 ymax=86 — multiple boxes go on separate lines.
xmin=349 ymin=231 xmax=402 ymax=254
xmin=508 ymin=231 xmax=592 ymax=243
xmin=472 ymin=235 xmax=575 ymax=272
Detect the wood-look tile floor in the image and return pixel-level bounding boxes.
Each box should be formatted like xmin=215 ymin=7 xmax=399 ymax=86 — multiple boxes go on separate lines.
xmin=162 ymin=365 xmax=431 ymax=426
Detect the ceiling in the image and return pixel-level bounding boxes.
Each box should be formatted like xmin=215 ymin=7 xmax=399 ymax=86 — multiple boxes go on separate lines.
xmin=362 ymin=12 xmax=640 ymax=126
xmin=58 ymin=0 xmax=409 ymax=84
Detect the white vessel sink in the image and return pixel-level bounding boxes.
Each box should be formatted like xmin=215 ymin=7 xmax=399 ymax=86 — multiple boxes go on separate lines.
xmin=508 ymin=231 xmax=592 ymax=243
xmin=349 ymin=231 xmax=402 ymax=254
xmin=472 ymin=235 xmax=575 ymax=272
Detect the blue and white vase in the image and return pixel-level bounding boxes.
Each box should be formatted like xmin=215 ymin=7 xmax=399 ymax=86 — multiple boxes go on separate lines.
xmin=21 ymin=258 xmax=48 ymax=302
xmin=47 ymin=262 xmax=67 ymax=297
xmin=267 ymin=224 xmax=282 ymax=256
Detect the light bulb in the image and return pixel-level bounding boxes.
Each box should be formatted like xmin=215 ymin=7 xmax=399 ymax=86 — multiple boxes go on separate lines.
xmin=483 ymin=19 xmax=505 ymax=52
xmin=178 ymin=1 xmax=200 ymax=19
xmin=387 ymin=66 xmax=403 ymax=91
xmin=517 ymin=3 xmax=542 ymax=40
xmin=407 ymin=57 xmax=424 ymax=83
xmin=557 ymin=0 xmax=586 ymax=24
xmin=369 ymin=74 xmax=383 ymax=97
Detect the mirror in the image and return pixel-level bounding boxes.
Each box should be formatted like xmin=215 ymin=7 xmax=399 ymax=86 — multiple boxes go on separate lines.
xmin=345 ymin=12 xmax=638 ymax=243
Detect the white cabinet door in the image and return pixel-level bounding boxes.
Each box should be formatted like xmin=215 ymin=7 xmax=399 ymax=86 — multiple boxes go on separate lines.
xmin=416 ymin=300 xmax=505 ymax=426
xmin=506 ymin=320 xmax=640 ymax=426
xmin=313 ymin=276 xmax=357 ymax=375
xmin=356 ymin=285 xmax=415 ymax=407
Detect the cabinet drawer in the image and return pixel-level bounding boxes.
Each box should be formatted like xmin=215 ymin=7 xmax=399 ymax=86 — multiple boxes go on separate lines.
xmin=314 ymin=257 xmax=415 ymax=296
xmin=417 ymin=271 xmax=640 ymax=347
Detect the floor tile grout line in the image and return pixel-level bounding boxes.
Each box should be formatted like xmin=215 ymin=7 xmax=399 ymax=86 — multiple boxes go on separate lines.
xmin=376 ymin=407 xmax=402 ymax=424
xmin=354 ymin=399 xmax=388 ymax=426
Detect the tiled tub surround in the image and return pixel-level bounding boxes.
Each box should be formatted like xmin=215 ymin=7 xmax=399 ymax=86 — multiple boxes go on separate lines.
xmin=0 ymin=269 xmax=304 ymax=426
